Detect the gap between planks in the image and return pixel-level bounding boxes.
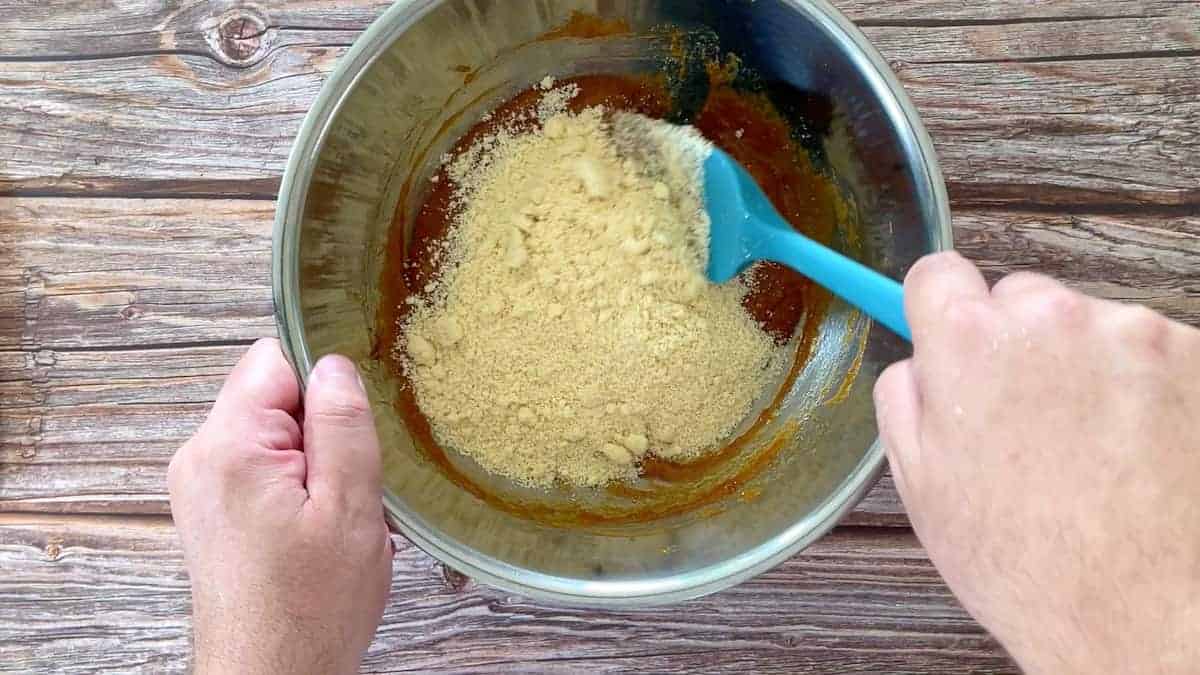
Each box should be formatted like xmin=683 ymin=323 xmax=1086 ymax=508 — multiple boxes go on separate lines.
xmin=2 ymin=198 xmax=1196 ymax=524
xmin=4 ymin=186 xmax=1198 ymax=218
xmin=2 ymin=4 xmax=1199 ymax=206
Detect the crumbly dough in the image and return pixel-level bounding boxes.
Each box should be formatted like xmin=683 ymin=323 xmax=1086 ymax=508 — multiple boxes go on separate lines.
xmin=399 ymin=86 xmax=784 ymax=488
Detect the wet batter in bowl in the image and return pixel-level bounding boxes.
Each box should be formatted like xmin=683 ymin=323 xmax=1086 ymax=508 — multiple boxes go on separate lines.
xmin=377 ymin=70 xmax=847 ymax=503
xmin=397 ymin=80 xmax=784 ymax=487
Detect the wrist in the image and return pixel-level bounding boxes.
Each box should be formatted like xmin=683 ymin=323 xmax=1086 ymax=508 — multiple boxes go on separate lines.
xmin=192 ymin=618 xmax=361 ymax=675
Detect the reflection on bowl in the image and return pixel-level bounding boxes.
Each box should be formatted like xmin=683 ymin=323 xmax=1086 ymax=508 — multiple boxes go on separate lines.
xmin=273 ymin=0 xmax=950 ymax=606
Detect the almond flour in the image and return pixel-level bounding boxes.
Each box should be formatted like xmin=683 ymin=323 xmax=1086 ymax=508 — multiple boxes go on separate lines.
xmin=398 ymin=86 xmax=786 ymax=488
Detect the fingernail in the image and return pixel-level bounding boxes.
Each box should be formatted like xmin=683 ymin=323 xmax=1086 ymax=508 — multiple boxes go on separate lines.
xmin=310 ymin=354 xmax=365 ymax=393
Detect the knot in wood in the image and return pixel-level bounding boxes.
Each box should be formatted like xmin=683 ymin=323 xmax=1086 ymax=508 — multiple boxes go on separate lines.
xmin=44 ymin=538 xmax=64 ymax=561
xmin=439 ymin=564 xmax=470 ymax=593
xmin=212 ymin=9 xmax=268 ymax=66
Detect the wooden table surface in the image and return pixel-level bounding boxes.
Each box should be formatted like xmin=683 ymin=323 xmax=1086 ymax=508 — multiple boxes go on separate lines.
xmin=1 ymin=1 xmax=1197 ymax=672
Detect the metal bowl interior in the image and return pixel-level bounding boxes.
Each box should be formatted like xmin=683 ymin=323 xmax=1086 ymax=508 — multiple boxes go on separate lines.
xmin=273 ymin=0 xmax=950 ymax=606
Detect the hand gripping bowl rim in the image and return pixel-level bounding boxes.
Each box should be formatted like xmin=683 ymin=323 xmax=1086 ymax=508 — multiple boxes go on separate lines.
xmin=272 ymin=0 xmax=952 ymax=606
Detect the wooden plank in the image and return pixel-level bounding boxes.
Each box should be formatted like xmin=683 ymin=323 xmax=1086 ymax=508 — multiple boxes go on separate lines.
xmin=839 ymin=0 xmax=1192 ymax=23
xmin=896 ymin=58 xmax=1200 ymax=209
xmin=955 ymin=210 xmax=1200 ymax=322
xmin=862 ymin=16 xmax=1199 ymax=62
xmin=0 ymin=516 xmax=1017 ymax=673
xmin=3 ymin=197 xmax=1194 ymax=352
xmin=0 ymin=344 xmax=230 ymax=514
xmin=0 ymin=0 xmax=1186 ymax=55
xmin=2 ymin=198 xmax=1196 ymax=517
xmin=0 ymin=0 xmax=390 ymax=57
xmin=0 ymin=3 xmax=1197 ymax=207
xmin=0 ymin=198 xmax=275 ymax=349
xmin=0 ymin=342 xmax=910 ymax=523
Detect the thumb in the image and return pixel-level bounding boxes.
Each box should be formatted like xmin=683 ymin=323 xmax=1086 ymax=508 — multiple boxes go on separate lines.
xmin=873 ymin=359 xmax=923 ymax=506
xmin=303 ymin=355 xmax=383 ymax=515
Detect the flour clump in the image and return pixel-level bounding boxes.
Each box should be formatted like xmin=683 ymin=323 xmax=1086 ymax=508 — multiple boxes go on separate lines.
xmin=398 ymin=84 xmax=786 ymax=487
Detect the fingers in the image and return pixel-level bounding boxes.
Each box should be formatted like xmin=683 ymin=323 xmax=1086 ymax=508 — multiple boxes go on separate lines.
xmin=1106 ymin=304 xmax=1174 ymax=359
xmin=888 ymin=252 xmax=988 ymax=506
xmin=180 ymin=338 xmax=304 ymax=477
xmin=874 ymin=360 xmax=923 ymax=500
xmin=991 ymin=271 xmax=1093 ymax=333
xmin=303 ymin=355 xmax=383 ymax=516
xmin=202 ymin=338 xmax=303 ymax=455
xmin=171 ymin=340 xmax=309 ymax=523
xmin=212 ymin=338 xmax=302 ymax=419
xmin=903 ymin=252 xmax=999 ymax=381
xmin=989 ymin=270 xmax=1063 ymax=302
xmin=904 ymin=251 xmax=991 ymax=338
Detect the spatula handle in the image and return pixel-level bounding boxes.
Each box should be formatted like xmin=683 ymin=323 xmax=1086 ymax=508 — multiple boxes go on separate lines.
xmin=761 ymin=227 xmax=911 ymax=342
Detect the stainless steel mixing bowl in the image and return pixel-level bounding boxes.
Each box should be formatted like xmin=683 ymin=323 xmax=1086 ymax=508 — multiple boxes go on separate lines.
xmin=273 ymin=0 xmax=950 ymax=606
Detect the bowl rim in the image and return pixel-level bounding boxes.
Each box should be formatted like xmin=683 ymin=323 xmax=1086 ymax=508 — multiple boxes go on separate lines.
xmin=273 ymin=0 xmax=952 ymax=607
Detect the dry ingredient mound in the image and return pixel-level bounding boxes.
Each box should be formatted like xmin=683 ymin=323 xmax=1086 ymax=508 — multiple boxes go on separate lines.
xmin=398 ymin=84 xmax=785 ymax=488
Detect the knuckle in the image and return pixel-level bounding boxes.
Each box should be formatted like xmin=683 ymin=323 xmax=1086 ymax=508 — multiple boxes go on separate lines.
xmin=1115 ymin=305 xmax=1171 ymax=356
xmin=242 ymin=337 xmax=283 ymax=364
xmin=250 ymin=408 xmax=302 ymax=449
xmin=166 ymin=447 xmax=188 ymax=492
xmin=263 ymin=447 xmax=307 ymax=482
xmin=905 ymin=250 xmax=966 ymax=288
xmin=1029 ymin=285 xmax=1087 ymax=323
xmin=173 ymin=424 xmax=267 ymax=487
xmin=168 ymin=435 xmax=206 ymax=487
xmin=211 ymin=451 xmax=240 ymax=481
xmin=210 ymin=445 xmax=256 ymax=484
xmin=309 ymin=396 xmax=372 ymax=427
xmin=991 ymin=271 xmax=1055 ymax=298
xmin=942 ymin=296 xmax=991 ymax=333
xmin=250 ymin=406 xmax=289 ymax=430
xmin=874 ymin=361 xmax=910 ymax=405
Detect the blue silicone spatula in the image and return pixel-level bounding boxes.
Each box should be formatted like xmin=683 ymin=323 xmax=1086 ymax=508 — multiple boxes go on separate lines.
xmin=703 ymin=149 xmax=911 ymax=341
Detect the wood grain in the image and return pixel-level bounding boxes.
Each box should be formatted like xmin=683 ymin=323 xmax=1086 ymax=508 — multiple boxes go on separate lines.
xmin=0 ymin=338 xmax=910 ymax=522
xmin=0 ymin=2 xmax=1196 ymax=209
xmin=3 ymin=198 xmax=1196 ymax=519
xmin=0 ymin=515 xmax=1016 ymax=674
xmin=0 ymin=0 xmax=1186 ymax=54
xmin=0 ymin=2 xmax=1194 ymax=671
xmin=863 ymin=15 xmax=1199 ymax=62
xmin=2 ymin=197 xmax=1193 ymax=351
xmin=956 ymin=210 xmax=1200 ymax=320
xmin=0 ymin=2 xmax=1193 ymax=673
xmin=840 ymin=0 xmax=1195 ymax=23
xmin=0 ymin=198 xmax=275 ymax=349
xmin=0 ymin=0 xmax=390 ymax=57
